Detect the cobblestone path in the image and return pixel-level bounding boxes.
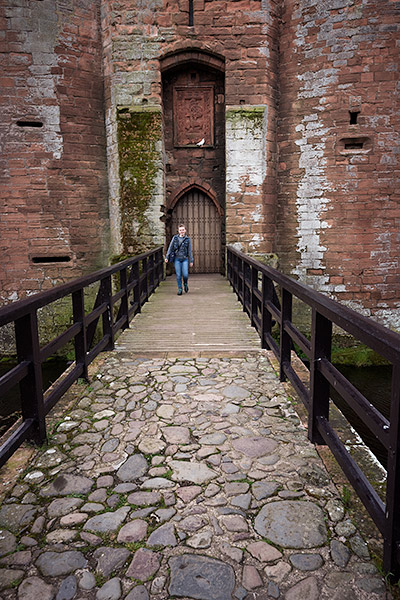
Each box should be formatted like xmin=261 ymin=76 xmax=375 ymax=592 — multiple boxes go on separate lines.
xmin=0 ymin=352 xmax=389 ymax=600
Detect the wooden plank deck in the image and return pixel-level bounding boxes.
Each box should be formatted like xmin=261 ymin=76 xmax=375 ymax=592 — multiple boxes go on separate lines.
xmin=115 ymin=274 xmax=261 ymax=357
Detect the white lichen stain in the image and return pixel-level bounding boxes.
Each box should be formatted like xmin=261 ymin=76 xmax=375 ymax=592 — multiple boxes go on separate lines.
xmin=292 ymin=114 xmax=332 ymax=292
xmin=252 ymin=205 xmax=263 ymax=223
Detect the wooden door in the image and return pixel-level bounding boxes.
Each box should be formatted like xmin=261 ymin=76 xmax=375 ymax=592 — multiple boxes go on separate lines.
xmin=170 ymin=189 xmax=221 ymax=273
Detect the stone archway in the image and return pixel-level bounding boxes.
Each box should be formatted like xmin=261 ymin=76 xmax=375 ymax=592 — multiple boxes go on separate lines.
xmin=161 ymin=48 xmax=225 ymax=273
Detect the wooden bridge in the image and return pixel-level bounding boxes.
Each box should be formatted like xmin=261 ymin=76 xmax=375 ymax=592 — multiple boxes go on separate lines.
xmin=116 ymin=274 xmax=260 ymax=356
xmin=0 ymin=246 xmax=399 ymax=593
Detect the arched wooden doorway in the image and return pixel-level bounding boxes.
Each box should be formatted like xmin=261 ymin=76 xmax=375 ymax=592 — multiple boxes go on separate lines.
xmin=170 ymin=188 xmax=221 ymax=273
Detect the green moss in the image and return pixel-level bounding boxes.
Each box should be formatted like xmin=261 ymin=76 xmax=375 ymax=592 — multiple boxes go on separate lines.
xmin=117 ymin=108 xmax=162 ymax=254
xmin=331 ymin=344 xmax=390 ymax=367
xmin=226 ymin=106 xmax=266 ymax=133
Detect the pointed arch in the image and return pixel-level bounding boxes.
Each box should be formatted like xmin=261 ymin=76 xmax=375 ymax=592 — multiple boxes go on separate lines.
xmin=159 ymin=47 xmax=225 ymax=75
xmin=168 ymin=182 xmax=223 ymax=217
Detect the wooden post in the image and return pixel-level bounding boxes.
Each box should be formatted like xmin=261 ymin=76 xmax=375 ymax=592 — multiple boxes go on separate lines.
xmin=279 ymin=288 xmax=292 ymax=382
xmin=261 ymin=273 xmax=273 ymax=349
xmin=15 ymin=312 xmax=46 ymax=443
xmin=384 ymin=363 xmax=400 ymax=580
xmin=142 ymin=257 xmax=148 ymax=304
xmin=309 ymin=309 xmax=332 ymax=444
xmin=133 ymin=261 xmax=140 ymax=314
xmin=72 ymin=289 xmax=89 ymax=380
xmin=119 ymin=267 xmax=129 ymax=330
xmin=101 ymin=275 xmax=114 ymax=351
xmin=251 ymin=266 xmax=258 ymax=328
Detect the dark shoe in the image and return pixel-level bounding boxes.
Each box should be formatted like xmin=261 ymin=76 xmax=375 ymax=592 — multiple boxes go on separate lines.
xmin=184 ymin=283 xmax=189 ymax=293
xmin=177 ymin=289 xmax=182 ymax=295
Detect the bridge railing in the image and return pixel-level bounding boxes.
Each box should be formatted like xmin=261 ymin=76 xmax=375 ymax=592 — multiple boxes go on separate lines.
xmin=227 ymin=245 xmax=400 ymax=579
xmin=0 ymin=247 xmax=164 ymax=467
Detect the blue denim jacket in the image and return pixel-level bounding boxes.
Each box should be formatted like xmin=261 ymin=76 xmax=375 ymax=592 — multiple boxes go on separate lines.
xmin=166 ymin=235 xmax=193 ymax=263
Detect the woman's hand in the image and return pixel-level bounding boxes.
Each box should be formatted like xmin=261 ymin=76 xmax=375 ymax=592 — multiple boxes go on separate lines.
xmin=190 ymin=263 xmax=193 ymax=267
xmin=165 ymin=258 xmax=168 ymax=263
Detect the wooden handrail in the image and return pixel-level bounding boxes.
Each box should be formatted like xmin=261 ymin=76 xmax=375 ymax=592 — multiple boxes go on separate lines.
xmin=0 ymin=247 xmax=164 ymax=466
xmin=227 ymin=245 xmax=400 ymax=580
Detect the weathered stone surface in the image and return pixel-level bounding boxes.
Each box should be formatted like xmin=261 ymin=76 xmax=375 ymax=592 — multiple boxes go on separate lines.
xmin=84 ymin=507 xmax=130 ymax=533
xmin=199 ymin=433 xmax=226 ymax=445
xmin=254 ymin=501 xmax=327 ymax=548
xmin=126 ymin=549 xmax=161 ymax=580
xmin=222 ymin=386 xmax=250 ymax=400
xmin=79 ymin=571 xmax=96 ymax=590
xmin=242 ymin=565 xmax=262 ymax=590
xmin=117 ymin=520 xmax=148 ymax=543
xmin=94 ymin=547 xmax=130 ymax=577
xmin=127 ymin=491 xmax=162 ymax=505
xmin=162 ymin=426 xmax=190 ymax=444
xmin=0 ymin=530 xmax=16 ymax=556
xmin=285 ymin=577 xmax=319 ymax=600
xmin=147 ymin=523 xmax=177 ymax=548
xmin=289 ymin=553 xmax=324 ymax=571
xmin=330 ymin=540 xmax=351 ymax=568
xmin=40 ymin=474 xmax=93 ymax=497
xmin=186 ymin=530 xmax=213 ymax=549
xmin=138 ymin=438 xmax=166 ymax=454
xmin=170 ymin=460 xmax=218 ymax=484
xmin=251 ymin=481 xmax=280 ymax=500
xmin=350 ymin=534 xmax=370 ymax=559
xmin=176 ymin=485 xmax=202 ymax=502
xmin=246 ymin=541 xmax=282 ymax=563
xmin=0 ymin=568 xmax=24 ymax=590
xmin=97 ymin=577 xmax=121 ymax=600
xmin=17 ymin=576 xmax=54 ymax=600
xmin=0 ymin=505 xmax=37 ymax=533
xmin=56 ymin=575 xmax=77 ymax=600
xmin=116 ymin=454 xmax=148 ymax=481
xmin=140 ymin=477 xmax=175 ymax=490
xmin=36 ymin=551 xmax=87 ymax=576
xmin=232 ymin=437 xmax=278 ymax=458
xmin=125 ymin=585 xmax=149 ymax=600
xmin=47 ymin=498 xmax=83 ymax=518
xmin=169 ymin=554 xmax=235 ymax=600
xmin=221 ymin=515 xmax=248 ymax=532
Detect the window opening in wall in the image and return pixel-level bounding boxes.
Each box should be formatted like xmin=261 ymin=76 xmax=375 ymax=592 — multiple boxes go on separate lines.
xmin=344 ymin=141 xmax=364 ymax=150
xmin=189 ymin=0 xmax=194 ymax=26
xmin=32 ymin=256 xmax=71 ymax=264
xmin=17 ymin=120 xmax=43 ymax=128
xmin=338 ymin=136 xmax=371 ymax=155
xmin=349 ymin=111 xmax=360 ymax=125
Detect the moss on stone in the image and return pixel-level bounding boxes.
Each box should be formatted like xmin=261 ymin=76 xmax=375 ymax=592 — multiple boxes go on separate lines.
xmin=226 ymin=106 xmax=266 ymax=133
xmin=117 ymin=108 xmax=162 ymax=254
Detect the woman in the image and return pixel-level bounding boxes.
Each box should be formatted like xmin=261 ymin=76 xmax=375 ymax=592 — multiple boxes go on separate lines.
xmin=165 ymin=224 xmax=194 ymax=295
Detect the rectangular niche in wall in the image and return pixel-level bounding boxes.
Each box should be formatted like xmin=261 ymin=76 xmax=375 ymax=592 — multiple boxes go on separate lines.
xmin=338 ymin=136 xmax=372 ymax=155
xmin=173 ymin=85 xmax=214 ymax=147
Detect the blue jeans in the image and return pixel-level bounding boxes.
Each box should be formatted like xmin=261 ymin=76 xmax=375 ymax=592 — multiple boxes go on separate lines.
xmin=174 ymin=258 xmax=189 ymax=291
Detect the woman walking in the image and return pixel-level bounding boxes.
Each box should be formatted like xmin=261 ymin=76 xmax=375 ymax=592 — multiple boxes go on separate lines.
xmin=165 ymin=225 xmax=194 ymax=295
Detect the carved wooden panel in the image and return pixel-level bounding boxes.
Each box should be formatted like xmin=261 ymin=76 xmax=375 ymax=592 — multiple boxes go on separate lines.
xmin=173 ymin=86 xmax=214 ymax=147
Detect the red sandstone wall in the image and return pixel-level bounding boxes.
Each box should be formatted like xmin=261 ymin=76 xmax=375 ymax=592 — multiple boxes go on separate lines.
xmin=276 ymin=0 xmax=400 ymax=328
xmin=101 ymin=0 xmax=280 ymax=256
xmin=0 ymin=0 xmax=109 ymax=304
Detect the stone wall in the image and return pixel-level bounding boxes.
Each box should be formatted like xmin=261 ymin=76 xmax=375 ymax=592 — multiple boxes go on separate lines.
xmin=276 ymin=0 xmax=400 ymax=330
xmin=102 ymin=0 xmax=280 ymax=257
xmin=0 ymin=0 xmax=110 ymax=305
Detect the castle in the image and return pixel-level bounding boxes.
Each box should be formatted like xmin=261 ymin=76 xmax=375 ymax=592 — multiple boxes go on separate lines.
xmin=1 ymin=0 xmax=399 ymax=331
